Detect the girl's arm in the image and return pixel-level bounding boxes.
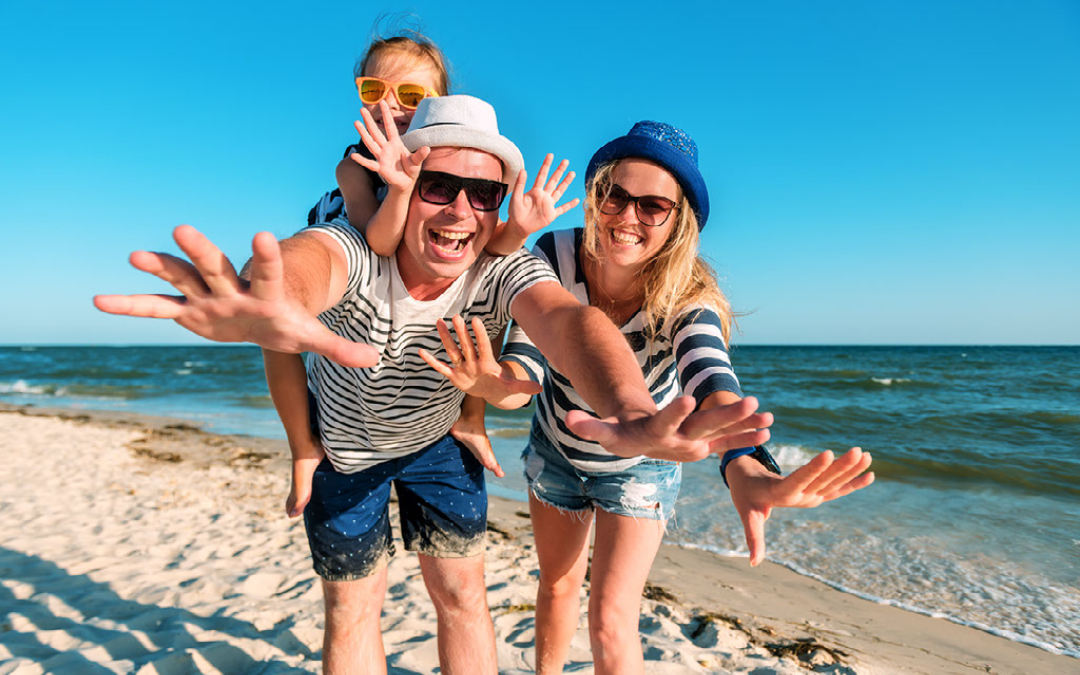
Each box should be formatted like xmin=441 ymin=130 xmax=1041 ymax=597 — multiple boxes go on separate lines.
xmin=262 ymin=349 xmax=325 ymax=518
xmin=335 ymin=157 xmax=379 ymax=228
xmin=485 ymin=154 xmax=580 ymax=256
xmin=348 ymin=100 xmax=431 ymax=257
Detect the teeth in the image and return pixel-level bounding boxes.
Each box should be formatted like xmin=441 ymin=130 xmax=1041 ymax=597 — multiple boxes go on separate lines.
xmin=612 ymin=230 xmax=642 ymax=245
xmin=433 ymin=229 xmax=471 ymax=240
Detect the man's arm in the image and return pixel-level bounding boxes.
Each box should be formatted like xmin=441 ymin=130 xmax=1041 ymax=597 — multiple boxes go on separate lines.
xmin=94 ymin=225 xmax=376 ymax=368
xmin=510 ymin=281 xmax=774 ymax=461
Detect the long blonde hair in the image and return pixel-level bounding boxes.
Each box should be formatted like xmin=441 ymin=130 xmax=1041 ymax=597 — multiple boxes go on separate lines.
xmin=582 ymin=161 xmax=734 ymax=344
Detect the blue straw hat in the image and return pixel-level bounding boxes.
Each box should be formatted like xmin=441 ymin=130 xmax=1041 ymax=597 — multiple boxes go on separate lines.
xmin=585 ymin=121 xmax=709 ymax=229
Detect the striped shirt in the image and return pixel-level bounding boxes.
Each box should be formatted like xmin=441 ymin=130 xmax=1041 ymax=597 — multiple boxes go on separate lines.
xmin=305 ymin=220 xmax=558 ymax=473
xmin=502 ymin=228 xmax=742 ymax=473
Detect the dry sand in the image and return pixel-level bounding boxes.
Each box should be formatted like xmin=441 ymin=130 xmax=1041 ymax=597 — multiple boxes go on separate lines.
xmin=0 ymin=405 xmax=1072 ymax=674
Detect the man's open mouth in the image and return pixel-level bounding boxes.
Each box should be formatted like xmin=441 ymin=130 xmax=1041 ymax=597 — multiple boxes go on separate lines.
xmin=429 ymin=228 xmax=474 ymax=254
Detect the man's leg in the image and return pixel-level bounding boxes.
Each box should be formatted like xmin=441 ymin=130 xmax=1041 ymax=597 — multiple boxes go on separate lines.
xmin=303 ymin=457 xmax=396 ymax=673
xmin=321 ymin=567 xmax=389 ymax=675
xmin=396 ymin=435 xmax=494 ymax=674
xmin=418 ymin=553 xmax=497 ymax=674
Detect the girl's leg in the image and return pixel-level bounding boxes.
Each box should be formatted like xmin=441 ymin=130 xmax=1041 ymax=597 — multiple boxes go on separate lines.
xmin=586 ymin=508 xmax=667 ymax=675
xmin=530 ymin=493 xmax=594 ymax=675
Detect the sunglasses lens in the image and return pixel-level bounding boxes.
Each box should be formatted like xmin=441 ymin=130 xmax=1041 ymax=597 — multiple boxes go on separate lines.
xmin=359 ymin=79 xmax=387 ymax=104
xmin=599 ymin=185 xmax=630 ymax=215
xmin=637 ymin=197 xmax=674 ymax=225
xmin=419 ymin=175 xmax=458 ymax=204
xmin=466 ymin=182 xmax=506 ymax=211
xmin=395 ymin=84 xmax=427 ymax=109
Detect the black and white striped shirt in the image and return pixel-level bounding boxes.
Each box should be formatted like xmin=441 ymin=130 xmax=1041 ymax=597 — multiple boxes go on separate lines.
xmin=305 ymin=220 xmax=558 ymax=473
xmin=502 ymin=228 xmax=742 ymax=473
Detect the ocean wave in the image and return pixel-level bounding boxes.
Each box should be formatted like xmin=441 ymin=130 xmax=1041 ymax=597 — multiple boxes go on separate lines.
xmin=674 ymin=542 xmax=1080 ymax=659
xmin=0 ymin=379 xmax=66 ymax=396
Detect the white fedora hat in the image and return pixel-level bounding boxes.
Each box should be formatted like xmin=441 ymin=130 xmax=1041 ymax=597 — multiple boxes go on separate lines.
xmin=401 ymin=95 xmax=524 ymax=184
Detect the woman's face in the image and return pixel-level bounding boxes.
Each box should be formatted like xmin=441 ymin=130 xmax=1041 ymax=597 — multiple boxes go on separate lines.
xmin=362 ymin=55 xmax=441 ymax=136
xmin=595 ymin=159 xmax=681 ymax=270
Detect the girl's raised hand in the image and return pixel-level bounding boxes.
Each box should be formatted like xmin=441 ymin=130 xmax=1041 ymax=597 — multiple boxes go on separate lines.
xmin=506 ymin=154 xmax=580 ymax=238
xmin=351 ymin=99 xmax=430 ymax=192
xmin=419 ymin=315 xmax=542 ymax=402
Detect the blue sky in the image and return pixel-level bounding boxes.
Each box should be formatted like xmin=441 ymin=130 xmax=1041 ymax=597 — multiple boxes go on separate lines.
xmin=1 ymin=0 xmax=1077 ymax=345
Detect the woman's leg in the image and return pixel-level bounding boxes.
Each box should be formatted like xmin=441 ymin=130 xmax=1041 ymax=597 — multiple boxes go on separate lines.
xmin=530 ymin=493 xmax=594 ymax=675
xmin=586 ymin=508 xmax=667 ymax=675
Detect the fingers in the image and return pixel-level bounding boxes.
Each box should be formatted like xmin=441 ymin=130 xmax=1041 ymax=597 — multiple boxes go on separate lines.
xmin=471 ymin=317 xmax=495 ymax=363
xmin=93 ymin=293 xmax=186 ymax=319
xmin=551 ymin=167 xmax=575 ymax=200
xmin=307 ymin=329 xmax=380 ymax=369
xmin=349 ymin=151 xmax=379 ymax=172
xmin=450 ymin=429 xmax=505 ymax=478
xmin=824 ymin=469 xmax=876 ymax=501
xmin=419 ymin=348 xmax=455 ymax=379
xmin=545 ymin=158 xmax=570 ymax=193
xmin=451 ymin=315 xmax=478 ymax=363
xmin=172 ymin=225 xmax=241 ymax=297
xmin=532 ymin=153 xmax=553 ymax=192
xmin=645 ymin=396 xmax=696 ymax=439
xmin=248 ymin=232 xmax=285 ymax=302
xmin=499 ymin=373 xmax=543 ymax=396
xmin=405 ymin=146 xmax=431 ymax=176
xmin=817 ymin=449 xmax=874 ymax=499
xmin=565 ymin=410 xmax=617 ymax=446
xmin=707 ymin=428 xmax=771 ymax=454
xmin=740 ymin=508 xmax=769 ymax=567
xmin=379 ymin=100 xmax=398 ymax=141
xmin=436 ymin=319 xmax=465 ymax=365
xmin=680 ymin=397 xmax=761 ymax=440
xmin=128 ymin=250 xmax=208 ymax=298
xmin=357 ymin=107 xmax=386 ymax=150
xmin=553 ymin=197 xmax=581 ymax=218
xmin=509 ymin=169 xmax=528 ymax=210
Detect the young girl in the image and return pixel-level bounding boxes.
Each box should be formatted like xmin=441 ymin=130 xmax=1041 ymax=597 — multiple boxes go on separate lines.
xmin=424 ymin=121 xmax=876 ymax=675
xmin=272 ymin=30 xmax=579 ymax=518
xmin=268 ymin=30 xmax=450 ymax=518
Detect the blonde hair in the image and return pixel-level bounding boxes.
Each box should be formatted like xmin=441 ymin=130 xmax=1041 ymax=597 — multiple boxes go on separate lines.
xmin=355 ymin=29 xmax=451 ymax=96
xmin=582 ymin=161 xmax=734 ymax=344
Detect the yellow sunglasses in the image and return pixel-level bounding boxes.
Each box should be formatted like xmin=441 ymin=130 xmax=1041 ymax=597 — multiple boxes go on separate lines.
xmin=355 ymin=77 xmax=438 ymax=110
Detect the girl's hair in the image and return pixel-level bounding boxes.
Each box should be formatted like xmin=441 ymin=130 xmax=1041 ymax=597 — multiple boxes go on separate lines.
xmin=355 ymin=29 xmax=451 ymax=96
xmin=582 ymin=161 xmax=735 ymax=344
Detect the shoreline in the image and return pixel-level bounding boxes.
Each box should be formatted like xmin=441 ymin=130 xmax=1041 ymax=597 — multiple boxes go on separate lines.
xmin=1 ymin=403 xmax=1074 ymax=674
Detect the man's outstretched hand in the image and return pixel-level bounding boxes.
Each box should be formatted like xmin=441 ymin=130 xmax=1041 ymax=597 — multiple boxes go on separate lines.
xmin=93 ymin=225 xmax=378 ymax=368
xmin=565 ymin=396 xmax=774 ymax=462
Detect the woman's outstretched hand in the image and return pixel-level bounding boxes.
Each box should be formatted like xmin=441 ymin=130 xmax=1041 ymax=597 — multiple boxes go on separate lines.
xmin=726 ymin=447 xmax=875 ymax=567
xmin=419 ymin=315 xmax=542 ymax=403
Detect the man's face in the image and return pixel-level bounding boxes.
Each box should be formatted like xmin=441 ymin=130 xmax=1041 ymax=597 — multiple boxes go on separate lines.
xmin=396 ymin=147 xmax=504 ymax=294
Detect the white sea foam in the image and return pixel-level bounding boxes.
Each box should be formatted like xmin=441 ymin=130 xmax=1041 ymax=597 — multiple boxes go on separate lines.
xmin=674 ymin=540 xmax=1079 ymax=659
xmin=0 ymin=379 xmax=53 ymax=395
xmin=175 ymin=369 xmax=193 ymax=375
xmin=871 ymin=377 xmax=911 ymax=386
xmin=767 ymin=443 xmax=817 ymax=472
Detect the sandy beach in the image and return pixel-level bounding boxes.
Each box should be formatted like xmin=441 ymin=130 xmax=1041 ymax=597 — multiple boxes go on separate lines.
xmin=0 ymin=404 xmax=1072 ymax=674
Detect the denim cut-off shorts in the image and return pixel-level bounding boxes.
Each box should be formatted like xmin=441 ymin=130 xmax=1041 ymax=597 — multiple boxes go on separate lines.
xmin=303 ymin=434 xmax=487 ymax=582
xmin=523 ymin=423 xmax=682 ymax=521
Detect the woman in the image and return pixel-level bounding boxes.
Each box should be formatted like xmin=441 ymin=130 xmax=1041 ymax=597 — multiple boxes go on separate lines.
xmin=432 ymin=121 xmax=875 ymax=675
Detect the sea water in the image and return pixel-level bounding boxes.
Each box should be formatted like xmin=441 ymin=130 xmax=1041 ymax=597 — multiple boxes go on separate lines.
xmin=1 ymin=344 xmax=1077 ymax=657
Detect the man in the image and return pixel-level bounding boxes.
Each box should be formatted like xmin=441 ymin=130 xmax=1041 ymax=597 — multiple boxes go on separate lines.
xmin=95 ymin=96 xmax=775 ymax=674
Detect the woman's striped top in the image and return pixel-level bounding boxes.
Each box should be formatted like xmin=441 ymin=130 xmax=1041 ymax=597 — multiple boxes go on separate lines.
xmin=502 ymin=228 xmax=742 ymax=473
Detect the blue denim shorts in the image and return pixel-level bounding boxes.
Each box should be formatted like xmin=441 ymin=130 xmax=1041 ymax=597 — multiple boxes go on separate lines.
xmin=303 ymin=435 xmax=487 ymax=581
xmin=523 ymin=423 xmax=682 ymax=521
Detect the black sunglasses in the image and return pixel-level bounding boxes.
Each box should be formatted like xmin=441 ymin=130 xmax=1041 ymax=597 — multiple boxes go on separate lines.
xmin=598 ymin=183 xmax=679 ymax=227
xmin=417 ymin=170 xmax=509 ymax=212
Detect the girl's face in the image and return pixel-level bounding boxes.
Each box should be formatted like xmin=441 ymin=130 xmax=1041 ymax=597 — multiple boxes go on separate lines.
xmin=362 ymin=55 xmax=441 ymax=136
xmin=595 ymin=159 xmax=681 ymax=271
